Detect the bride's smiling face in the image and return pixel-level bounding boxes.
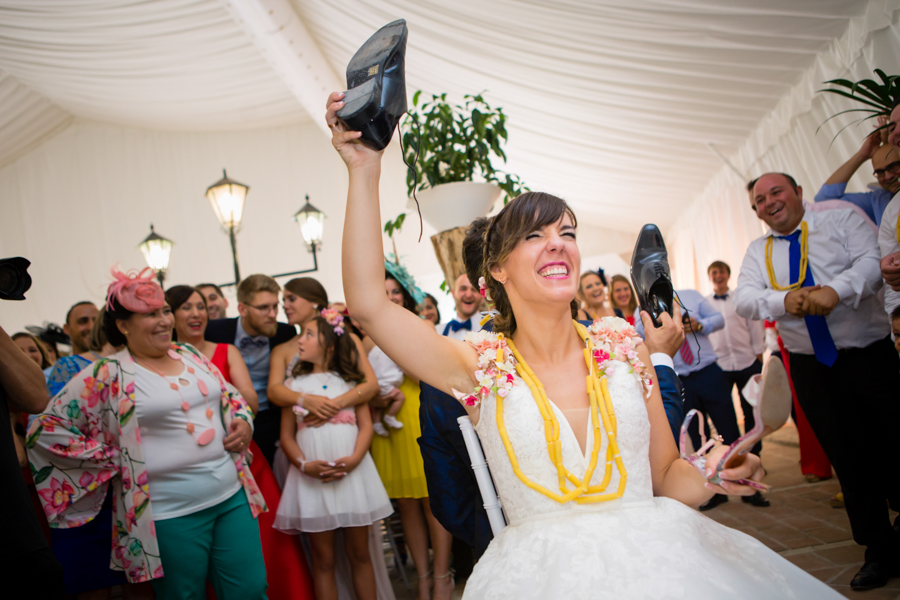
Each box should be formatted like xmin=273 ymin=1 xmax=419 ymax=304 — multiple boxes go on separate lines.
xmin=493 ymin=214 xmax=580 ymax=306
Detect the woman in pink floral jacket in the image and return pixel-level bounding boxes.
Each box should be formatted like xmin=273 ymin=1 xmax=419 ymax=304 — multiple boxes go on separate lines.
xmin=26 ymin=269 xmax=268 ymax=599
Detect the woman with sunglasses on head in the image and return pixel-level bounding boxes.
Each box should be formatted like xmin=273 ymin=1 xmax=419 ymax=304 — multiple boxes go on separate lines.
xmin=28 ymin=268 xmax=268 ymax=599
xmin=327 ymin=91 xmax=842 ymax=599
xmin=575 ymin=269 xmax=619 ymax=322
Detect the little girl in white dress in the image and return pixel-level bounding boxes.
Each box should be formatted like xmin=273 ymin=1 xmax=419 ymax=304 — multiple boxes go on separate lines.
xmin=274 ymin=312 xmax=392 ymax=600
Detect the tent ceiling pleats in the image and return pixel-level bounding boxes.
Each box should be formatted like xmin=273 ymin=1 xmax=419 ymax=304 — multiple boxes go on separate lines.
xmin=0 ymin=0 xmax=873 ymax=232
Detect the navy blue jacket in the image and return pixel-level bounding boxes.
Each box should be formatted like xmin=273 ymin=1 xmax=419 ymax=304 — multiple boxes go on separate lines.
xmin=417 ymin=326 xmax=684 ymax=557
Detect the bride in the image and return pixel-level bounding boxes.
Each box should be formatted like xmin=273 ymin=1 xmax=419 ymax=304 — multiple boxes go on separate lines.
xmin=326 ymin=93 xmax=841 ymax=599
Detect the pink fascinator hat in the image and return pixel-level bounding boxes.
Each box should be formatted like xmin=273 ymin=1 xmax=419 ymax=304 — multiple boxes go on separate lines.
xmin=106 ymin=266 xmax=165 ymax=313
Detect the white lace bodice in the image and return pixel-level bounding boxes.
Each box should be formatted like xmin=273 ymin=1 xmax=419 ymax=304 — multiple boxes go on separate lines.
xmin=475 ymin=360 xmax=654 ymax=525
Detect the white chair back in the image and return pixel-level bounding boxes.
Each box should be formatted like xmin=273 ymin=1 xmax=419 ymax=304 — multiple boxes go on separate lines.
xmin=457 ymin=415 xmax=507 ymax=535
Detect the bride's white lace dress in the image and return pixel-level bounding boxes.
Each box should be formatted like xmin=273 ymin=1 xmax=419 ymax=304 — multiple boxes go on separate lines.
xmin=463 ymin=331 xmax=842 ymax=599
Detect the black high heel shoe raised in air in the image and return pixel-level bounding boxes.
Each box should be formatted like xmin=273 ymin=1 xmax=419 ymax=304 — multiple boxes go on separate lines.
xmin=336 ymin=19 xmax=408 ymax=151
xmin=630 ymin=224 xmax=674 ymax=328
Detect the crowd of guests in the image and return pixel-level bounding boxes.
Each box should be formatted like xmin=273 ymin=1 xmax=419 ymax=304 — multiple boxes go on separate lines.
xmin=4 ymin=99 xmax=900 ymax=599
xmin=5 ymin=264 xmax=475 ymax=600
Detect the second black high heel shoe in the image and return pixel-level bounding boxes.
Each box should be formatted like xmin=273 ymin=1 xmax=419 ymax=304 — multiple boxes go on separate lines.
xmin=337 ymin=19 xmax=408 ymax=151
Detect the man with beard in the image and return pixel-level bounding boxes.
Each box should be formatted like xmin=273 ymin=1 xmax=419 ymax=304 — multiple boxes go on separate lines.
xmin=63 ymin=301 xmax=99 ymax=357
xmin=206 ymin=274 xmax=295 ymax=464
xmin=46 ymin=301 xmax=100 ymax=395
xmin=197 ymin=282 xmax=229 ymax=320
xmin=437 ymin=273 xmax=482 ymax=339
xmin=735 ymin=172 xmax=900 ymax=590
xmin=814 ymin=129 xmax=900 ymax=227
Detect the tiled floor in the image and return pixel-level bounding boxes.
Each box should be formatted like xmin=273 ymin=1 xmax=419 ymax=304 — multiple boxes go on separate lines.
xmin=703 ymin=423 xmax=899 ymax=599
xmin=389 ymin=422 xmax=899 ymax=599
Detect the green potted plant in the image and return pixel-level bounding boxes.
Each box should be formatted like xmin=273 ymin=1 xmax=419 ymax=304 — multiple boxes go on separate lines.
xmin=399 ymin=91 xmax=528 ymax=232
xmin=817 ymin=69 xmax=898 ymax=142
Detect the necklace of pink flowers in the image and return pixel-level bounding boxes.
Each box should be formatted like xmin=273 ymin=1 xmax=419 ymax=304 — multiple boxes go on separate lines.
xmin=135 ymin=349 xmax=216 ymax=446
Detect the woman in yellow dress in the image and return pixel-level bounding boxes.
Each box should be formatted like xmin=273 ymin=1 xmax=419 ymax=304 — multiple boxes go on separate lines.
xmin=365 ymin=264 xmax=454 ymax=600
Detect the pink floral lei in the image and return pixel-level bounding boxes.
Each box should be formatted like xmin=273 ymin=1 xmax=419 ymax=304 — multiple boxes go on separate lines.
xmin=458 ymin=331 xmax=517 ymax=407
xmin=587 ymin=317 xmax=654 ymax=395
xmin=457 ymin=317 xmax=653 ymax=407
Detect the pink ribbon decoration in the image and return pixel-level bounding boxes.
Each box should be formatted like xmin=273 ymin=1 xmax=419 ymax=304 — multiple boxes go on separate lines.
xmin=106 ymin=266 xmax=165 ymax=313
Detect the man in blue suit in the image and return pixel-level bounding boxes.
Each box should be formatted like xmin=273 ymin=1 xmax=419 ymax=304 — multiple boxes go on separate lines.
xmin=418 ymin=221 xmax=687 ymax=557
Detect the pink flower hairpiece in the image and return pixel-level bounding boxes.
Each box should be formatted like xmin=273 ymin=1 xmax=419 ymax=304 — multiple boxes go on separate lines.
xmin=478 ymin=276 xmax=490 ymax=301
xmin=106 ymin=265 xmax=165 ymax=313
xmin=320 ymin=307 xmax=345 ymax=336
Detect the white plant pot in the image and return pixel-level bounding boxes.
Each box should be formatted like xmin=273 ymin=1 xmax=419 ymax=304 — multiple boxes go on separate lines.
xmin=408 ymin=181 xmax=502 ymax=233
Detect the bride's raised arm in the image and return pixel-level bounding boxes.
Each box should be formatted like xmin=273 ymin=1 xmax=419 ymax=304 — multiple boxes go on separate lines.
xmin=327 ymin=92 xmax=477 ymax=399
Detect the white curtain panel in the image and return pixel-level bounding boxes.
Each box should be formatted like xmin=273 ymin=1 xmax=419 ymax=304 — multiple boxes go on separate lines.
xmin=668 ymin=6 xmax=900 ymax=294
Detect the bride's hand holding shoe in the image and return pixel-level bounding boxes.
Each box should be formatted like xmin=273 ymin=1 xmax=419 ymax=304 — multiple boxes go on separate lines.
xmin=326 ymin=92 xmax=382 ymax=171
xmin=703 ymin=446 xmax=768 ymax=497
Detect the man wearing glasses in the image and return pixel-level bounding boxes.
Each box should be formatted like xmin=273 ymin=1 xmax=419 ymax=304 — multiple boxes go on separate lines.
xmin=206 ymin=274 xmax=296 ymax=464
xmin=814 ymin=123 xmax=900 ymax=227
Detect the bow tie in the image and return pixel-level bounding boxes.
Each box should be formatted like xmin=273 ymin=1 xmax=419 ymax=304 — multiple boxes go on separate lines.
xmin=239 ymin=337 xmax=268 ymax=350
xmin=448 ymin=319 xmax=472 ymax=332
xmin=713 ymin=293 xmax=729 ymax=300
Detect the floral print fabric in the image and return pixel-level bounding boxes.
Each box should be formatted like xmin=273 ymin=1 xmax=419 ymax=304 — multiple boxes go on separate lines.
xmin=26 ymin=343 xmax=266 ymax=583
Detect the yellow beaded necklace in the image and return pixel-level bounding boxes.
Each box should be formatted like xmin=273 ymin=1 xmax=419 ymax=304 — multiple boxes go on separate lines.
xmin=764 ymin=220 xmax=809 ymax=291
xmin=895 ymin=206 xmax=899 ymax=245
xmin=498 ymin=321 xmax=627 ymax=505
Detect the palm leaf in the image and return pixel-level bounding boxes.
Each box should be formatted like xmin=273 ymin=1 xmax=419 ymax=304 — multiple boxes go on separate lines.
xmin=815 ymin=107 xmax=880 ymax=134
xmin=818 ymin=87 xmax=886 ymax=110
xmin=852 ymin=79 xmax=892 ymax=105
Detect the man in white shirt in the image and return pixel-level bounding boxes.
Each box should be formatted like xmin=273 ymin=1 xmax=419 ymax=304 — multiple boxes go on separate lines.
xmin=438 ymin=274 xmax=482 ymax=340
xmin=882 ymin=99 xmax=900 ymax=292
xmin=878 ymin=194 xmax=900 ymax=318
xmin=706 ymin=261 xmax=765 ymax=458
xmin=735 ymin=172 xmax=900 ymax=591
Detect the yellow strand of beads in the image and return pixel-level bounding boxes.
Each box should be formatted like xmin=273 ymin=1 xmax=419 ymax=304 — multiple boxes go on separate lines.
xmin=895 ymin=207 xmax=899 ymax=245
xmin=764 ymin=221 xmax=809 ymax=291
xmin=496 ymin=321 xmax=627 ymax=505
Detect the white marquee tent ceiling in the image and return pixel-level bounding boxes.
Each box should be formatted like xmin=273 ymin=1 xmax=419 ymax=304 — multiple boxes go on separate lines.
xmin=0 ymin=0 xmax=879 ymax=235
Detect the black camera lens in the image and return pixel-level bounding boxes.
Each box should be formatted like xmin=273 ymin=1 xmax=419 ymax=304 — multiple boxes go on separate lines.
xmin=0 ymin=257 xmax=32 ymax=301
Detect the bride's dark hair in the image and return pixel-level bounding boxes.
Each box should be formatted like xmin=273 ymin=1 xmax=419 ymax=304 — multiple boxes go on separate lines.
xmin=464 ymin=192 xmax=579 ymax=336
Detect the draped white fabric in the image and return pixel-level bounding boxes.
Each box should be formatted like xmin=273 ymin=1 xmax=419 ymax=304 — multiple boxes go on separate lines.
xmin=668 ymin=6 xmax=900 ymax=294
xmin=0 ymin=0 xmax=309 ymax=139
xmin=293 ymin=0 xmax=874 ymax=232
xmin=0 ymin=0 xmax=880 ymax=228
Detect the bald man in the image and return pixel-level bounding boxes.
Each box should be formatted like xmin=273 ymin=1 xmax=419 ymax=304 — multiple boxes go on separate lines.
xmin=736 ymin=172 xmax=900 ymax=590
xmin=814 ymin=130 xmax=900 ymax=227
